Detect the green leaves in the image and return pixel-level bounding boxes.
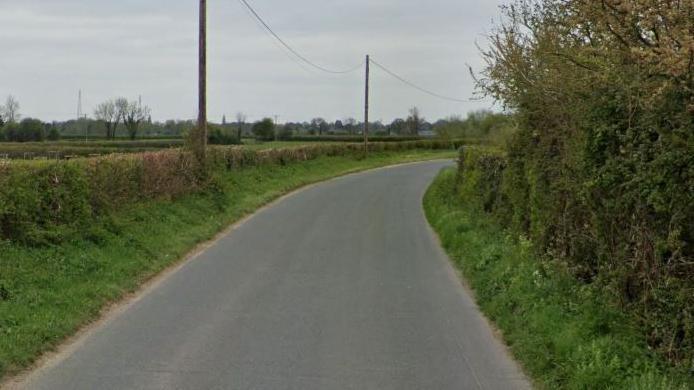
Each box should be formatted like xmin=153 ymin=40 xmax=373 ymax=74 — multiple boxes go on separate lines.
xmin=475 ymin=0 xmax=694 ymax=370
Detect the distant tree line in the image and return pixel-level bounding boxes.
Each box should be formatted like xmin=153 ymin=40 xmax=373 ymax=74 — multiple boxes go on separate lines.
xmin=0 ymin=96 xmax=60 ymax=142
xmin=1 ymin=97 xmax=510 ymax=145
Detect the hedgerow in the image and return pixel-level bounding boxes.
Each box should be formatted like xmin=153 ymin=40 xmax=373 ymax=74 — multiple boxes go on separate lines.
xmin=0 ymin=140 xmax=184 ymax=160
xmin=285 ymin=135 xmax=425 ymax=143
xmin=0 ymin=141 xmax=462 ymax=245
xmin=456 ymin=145 xmax=693 ymax=372
xmin=468 ymin=0 xmax=693 ymax=369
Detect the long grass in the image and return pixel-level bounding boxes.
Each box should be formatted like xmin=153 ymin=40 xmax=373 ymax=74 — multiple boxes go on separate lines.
xmin=423 ymin=168 xmax=692 ymax=390
xmin=0 ymin=149 xmax=455 ymax=381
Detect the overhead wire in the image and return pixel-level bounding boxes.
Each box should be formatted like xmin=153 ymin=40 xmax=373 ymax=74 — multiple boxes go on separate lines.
xmin=235 ymin=0 xmax=468 ymax=102
xmin=237 ymin=0 xmax=363 ymax=74
xmin=369 ymin=57 xmax=469 ymax=103
xmin=237 ymin=0 xmax=318 ymax=75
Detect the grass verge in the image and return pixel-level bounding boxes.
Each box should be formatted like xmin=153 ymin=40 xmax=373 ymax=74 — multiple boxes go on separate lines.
xmin=0 ymin=149 xmax=455 ymax=381
xmin=423 ymin=168 xmax=693 ymax=390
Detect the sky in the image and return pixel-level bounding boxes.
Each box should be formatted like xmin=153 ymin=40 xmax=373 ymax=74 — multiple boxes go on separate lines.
xmin=0 ymin=0 xmax=506 ymax=123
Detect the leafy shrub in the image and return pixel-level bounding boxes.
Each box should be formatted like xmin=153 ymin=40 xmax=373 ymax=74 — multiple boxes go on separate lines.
xmin=252 ymin=118 xmax=275 ymax=141
xmin=468 ymin=0 xmax=694 ymax=368
xmin=456 ymin=142 xmax=693 ymax=369
xmin=425 ymin=169 xmax=692 ymax=389
xmin=208 ymin=125 xmax=240 ymax=145
xmin=276 ymin=125 xmax=294 ymax=141
xmin=0 ymin=140 xmax=461 ymax=244
xmin=288 ymin=135 xmax=424 ymax=143
xmin=435 ymin=111 xmax=516 ymax=146
xmin=3 ymin=119 xmax=45 ymax=142
xmin=46 ymin=126 xmax=61 ymax=141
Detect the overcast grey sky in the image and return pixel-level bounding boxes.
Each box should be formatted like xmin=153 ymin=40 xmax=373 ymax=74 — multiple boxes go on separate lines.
xmin=0 ymin=0 xmax=505 ymax=123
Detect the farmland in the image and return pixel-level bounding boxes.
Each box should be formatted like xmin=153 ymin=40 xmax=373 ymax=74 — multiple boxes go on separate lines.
xmin=0 ymin=139 xmax=184 ymax=160
xmin=0 ymin=136 xmax=439 ymax=160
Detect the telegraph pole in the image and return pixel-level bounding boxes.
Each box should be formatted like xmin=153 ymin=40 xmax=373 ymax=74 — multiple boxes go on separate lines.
xmin=198 ymin=0 xmax=208 ymax=157
xmin=364 ymin=54 xmax=370 ymax=153
xmin=77 ymin=89 xmax=83 ymax=120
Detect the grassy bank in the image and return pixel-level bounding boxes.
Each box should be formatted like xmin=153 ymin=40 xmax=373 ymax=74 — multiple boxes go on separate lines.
xmin=424 ymin=168 xmax=692 ymax=390
xmin=0 ymin=149 xmax=455 ymax=381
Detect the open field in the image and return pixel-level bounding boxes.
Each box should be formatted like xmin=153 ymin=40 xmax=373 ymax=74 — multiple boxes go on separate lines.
xmin=0 ymin=139 xmax=185 ymax=160
xmin=0 ymin=137 xmax=435 ymax=160
xmin=0 ymin=140 xmax=328 ymax=160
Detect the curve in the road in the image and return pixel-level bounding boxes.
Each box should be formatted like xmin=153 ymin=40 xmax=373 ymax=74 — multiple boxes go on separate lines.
xmin=15 ymin=160 xmax=530 ymax=390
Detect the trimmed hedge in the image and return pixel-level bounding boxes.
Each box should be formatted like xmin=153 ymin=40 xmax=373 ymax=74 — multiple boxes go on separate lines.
xmin=0 ymin=140 xmax=184 ymax=160
xmin=0 ymin=141 xmax=461 ymax=244
xmin=281 ymin=135 xmax=425 ymax=143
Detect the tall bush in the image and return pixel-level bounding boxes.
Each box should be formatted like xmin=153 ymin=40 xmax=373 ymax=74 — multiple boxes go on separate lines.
xmin=470 ymin=0 xmax=693 ymax=366
xmin=252 ymin=118 xmax=275 ymax=141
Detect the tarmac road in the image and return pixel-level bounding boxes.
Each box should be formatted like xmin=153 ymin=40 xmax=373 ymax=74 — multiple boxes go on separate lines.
xmin=18 ymin=160 xmax=530 ymax=390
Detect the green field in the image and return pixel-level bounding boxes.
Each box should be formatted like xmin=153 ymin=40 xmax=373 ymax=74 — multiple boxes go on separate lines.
xmin=0 ymin=139 xmax=184 ymax=160
xmin=0 ymin=140 xmax=324 ymax=160
xmin=0 ymin=137 xmax=432 ymax=160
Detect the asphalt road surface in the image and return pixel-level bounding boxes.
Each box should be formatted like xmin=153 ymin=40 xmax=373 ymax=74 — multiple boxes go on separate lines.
xmin=18 ymin=160 xmax=530 ymax=390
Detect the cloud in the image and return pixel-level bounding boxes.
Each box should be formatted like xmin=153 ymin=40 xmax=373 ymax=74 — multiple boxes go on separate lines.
xmin=0 ymin=0 xmax=505 ymax=122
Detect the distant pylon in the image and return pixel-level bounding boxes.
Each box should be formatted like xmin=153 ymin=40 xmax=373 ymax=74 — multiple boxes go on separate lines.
xmin=77 ymin=89 xmax=83 ymax=120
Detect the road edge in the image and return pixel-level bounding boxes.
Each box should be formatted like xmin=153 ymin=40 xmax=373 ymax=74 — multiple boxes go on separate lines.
xmin=420 ymin=166 xmax=534 ymax=389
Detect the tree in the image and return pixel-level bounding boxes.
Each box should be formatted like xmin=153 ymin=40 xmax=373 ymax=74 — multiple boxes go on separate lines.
xmin=114 ymin=97 xmax=129 ymax=138
xmin=2 ymin=95 xmax=20 ymax=123
xmin=344 ymin=118 xmax=357 ymax=135
xmin=123 ymin=100 xmax=151 ymax=140
xmin=10 ymin=118 xmax=44 ymax=142
xmin=94 ymin=100 xmax=120 ymax=139
xmin=236 ymin=112 xmax=247 ymax=141
xmin=388 ymin=118 xmax=406 ymax=135
xmin=2 ymin=123 xmax=18 ymax=142
xmin=252 ymin=118 xmax=275 ymax=141
xmin=208 ymin=124 xmax=239 ymax=145
xmin=277 ymin=123 xmax=293 ymax=140
xmin=334 ymin=120 xmax=344 ymax=132
xmin=46 ymin=123 xmax=61 ymax=141
xmin=310 ymin=118 xmax=328 ymax=136
xmin=0 ymin=115 xmax=5 ymax=141
xmin=405 ymin=107 xmax=424 ymax=135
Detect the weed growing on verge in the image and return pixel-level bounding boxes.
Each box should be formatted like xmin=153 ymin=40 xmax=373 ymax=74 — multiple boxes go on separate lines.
xmin=423 ymin=168 xmax=692 ymax=390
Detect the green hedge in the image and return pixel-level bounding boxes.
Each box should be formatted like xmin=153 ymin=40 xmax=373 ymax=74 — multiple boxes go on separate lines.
xmin=0 ymin=141 xmax=461 ymax=245
xmin=0 ymin=140 xmax=185 ymax=160
xmin=281 ymin=135 xmax=425 ymax=143
xmin=455 ymin=146 xmax=693 ymax=370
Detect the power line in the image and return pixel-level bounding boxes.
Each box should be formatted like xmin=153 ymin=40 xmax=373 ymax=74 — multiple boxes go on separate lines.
xmin=237 ymin=0 xmax=363 ymax=74
xmin=369 ymin=57 xmax=469 ymax=103
xmin=238 ymin=2 xmax=320 ymax=75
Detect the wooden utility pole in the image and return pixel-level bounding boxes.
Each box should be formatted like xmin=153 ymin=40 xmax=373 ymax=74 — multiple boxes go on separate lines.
xmin=364 ymin=54 xmax=370 ymax=153
xmin=198 ymin=0 xmax=208 ymax=157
